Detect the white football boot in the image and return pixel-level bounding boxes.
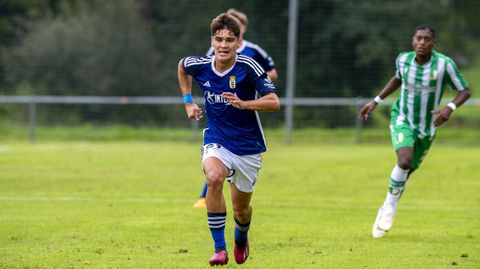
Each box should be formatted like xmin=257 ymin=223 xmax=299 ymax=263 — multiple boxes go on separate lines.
xmin=372 ymin=205 xmax=396 ymax=238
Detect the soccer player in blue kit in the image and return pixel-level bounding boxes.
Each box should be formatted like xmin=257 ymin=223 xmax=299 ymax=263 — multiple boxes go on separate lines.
xmin=193 ymin=8 xmax=279 ymax=209
xmin=177 ymin=13 xmax=280 ymax=266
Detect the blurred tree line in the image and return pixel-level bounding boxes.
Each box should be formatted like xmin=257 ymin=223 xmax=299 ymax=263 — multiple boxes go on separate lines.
xmin=0 ymin=0 xmax=478 ymax=127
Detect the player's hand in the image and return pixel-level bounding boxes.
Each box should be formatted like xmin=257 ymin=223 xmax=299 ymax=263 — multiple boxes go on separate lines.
xmin=222 ymin=92 xmax=245 ymax=109
xmin=432 ymin=107 xmax=453 ymax=127
xmin=358 ymin=101 xmax=378 ymax=120
xmin=185 ymin=103 xmax=203 ymax=120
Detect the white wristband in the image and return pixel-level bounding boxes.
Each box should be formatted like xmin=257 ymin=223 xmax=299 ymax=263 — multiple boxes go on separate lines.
xmin=373 ymin=96 xmax=383 ymax=104
xmin=447 ymin=102 xmax=457 ymax=111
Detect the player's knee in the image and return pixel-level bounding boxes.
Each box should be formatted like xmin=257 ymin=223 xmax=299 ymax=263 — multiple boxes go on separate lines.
xmin=396 ymin=150 xmax=413 ymax=170
xmin=205 ymin=170 xmax=224 ymax=187
xmin=397 ymin=158 xmax=412 ymax=170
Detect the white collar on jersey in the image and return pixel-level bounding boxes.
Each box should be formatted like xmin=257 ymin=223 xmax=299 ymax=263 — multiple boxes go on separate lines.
xmin=211 ymin=54 xmax=238 ymax=77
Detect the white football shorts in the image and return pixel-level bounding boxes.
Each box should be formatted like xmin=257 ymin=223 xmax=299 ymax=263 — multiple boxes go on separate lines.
xmin=201 ymin=143 xmax=262 ymax=193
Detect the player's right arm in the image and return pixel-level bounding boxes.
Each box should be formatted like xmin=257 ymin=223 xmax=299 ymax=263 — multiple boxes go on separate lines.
xmin=178 ymin=59 xmax=203 ymax=120
xmin=358 ymin=76 xmax=401 ymax=120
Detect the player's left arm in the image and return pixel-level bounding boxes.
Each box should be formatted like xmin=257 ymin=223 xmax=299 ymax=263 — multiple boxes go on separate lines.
xmin=222 ymin=69 xmax=280 ymax=111
xmin=432 ymin=88 xmax=471 ymax=127
xmin=222 ymin=91 xmax=280 ymax=111
xmin=224 ymin=57 xmax=280 ymax=111
xmin=432 ymin=59 xmax=471 ymax=126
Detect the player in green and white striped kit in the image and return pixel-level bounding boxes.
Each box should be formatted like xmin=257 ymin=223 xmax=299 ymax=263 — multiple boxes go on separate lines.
xmin=358 ymin=25 xmax=471 ymax=238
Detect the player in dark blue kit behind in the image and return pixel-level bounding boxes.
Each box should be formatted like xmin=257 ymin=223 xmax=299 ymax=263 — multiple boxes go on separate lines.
xmin=194 ymin=8 xmax=279 ymax=209
xmin=178 ymin=13 xmax=280 ymax=266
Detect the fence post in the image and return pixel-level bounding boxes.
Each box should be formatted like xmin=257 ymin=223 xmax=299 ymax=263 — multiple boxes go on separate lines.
xmin=284 ymin=0 xmax=299 ymax=143
xmin=28 ymin=96 xmax=37 ymax=141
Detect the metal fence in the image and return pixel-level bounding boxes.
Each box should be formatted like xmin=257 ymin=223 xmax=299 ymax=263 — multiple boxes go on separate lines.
xmin=1 ymin=96 xmax=478 ymax=142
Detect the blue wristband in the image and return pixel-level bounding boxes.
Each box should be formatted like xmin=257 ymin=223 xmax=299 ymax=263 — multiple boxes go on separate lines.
xmin=183 ymin=94 xmax=193 ymax=104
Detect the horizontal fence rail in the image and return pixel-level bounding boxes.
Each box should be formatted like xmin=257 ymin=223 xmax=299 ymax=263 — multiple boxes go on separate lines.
xmin=1 ymin=96 xmax=479 ymax=105
xmin=1 ymin=96 xmax=479 ymax=142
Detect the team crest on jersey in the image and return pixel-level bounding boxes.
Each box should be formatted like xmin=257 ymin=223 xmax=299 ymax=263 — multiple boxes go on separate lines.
xmin=430 ymin=70 xmax=438 ymax=80
xmin=229 ymin=76 xmax=236 ymax=89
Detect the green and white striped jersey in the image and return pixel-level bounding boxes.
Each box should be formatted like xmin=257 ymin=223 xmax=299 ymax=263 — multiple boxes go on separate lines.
xmin=391 ymin=50 xmax=469 ymax=138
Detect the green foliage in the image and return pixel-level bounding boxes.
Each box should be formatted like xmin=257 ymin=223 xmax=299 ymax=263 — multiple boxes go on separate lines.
xmin=0 ymin=0 xmax=52 ymax=47
xmin=2 ymin=0 xmax=163 ymax=96
xmin=2 ymin=0 xmax=478 ymax=97
xmin=295 ymin=0 xmax=473 ymax=98
xmin=0 ymin=140 xmax=478 ymax=268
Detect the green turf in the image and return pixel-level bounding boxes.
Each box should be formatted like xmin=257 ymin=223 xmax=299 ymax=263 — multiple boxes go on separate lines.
xmin=0 ymin=139 xmax=479 ymax=268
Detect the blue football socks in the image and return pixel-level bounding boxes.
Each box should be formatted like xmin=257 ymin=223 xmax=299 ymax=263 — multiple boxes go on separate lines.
xmin=234 ymin=218 xmax=250 ymax=248
xmin=207 ymin=212 xmax=227 ymax=252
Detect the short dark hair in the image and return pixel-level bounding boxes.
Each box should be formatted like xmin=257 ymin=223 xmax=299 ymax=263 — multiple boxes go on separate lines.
xmin=414 ymin=25 xmax=436 ymax=39
xmin=210 ymin=13 xmax=241 ymax=38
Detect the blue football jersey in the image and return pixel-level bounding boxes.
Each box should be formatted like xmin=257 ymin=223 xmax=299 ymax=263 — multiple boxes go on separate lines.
xmin=206 ymin=40 xmax=275 ymax=72
xmin=182 ymin=54 xmax=277 ymax=155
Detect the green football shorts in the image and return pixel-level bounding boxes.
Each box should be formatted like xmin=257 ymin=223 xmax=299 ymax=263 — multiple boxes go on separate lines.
xmin=389 ymin=122 xmax=434 ymax=170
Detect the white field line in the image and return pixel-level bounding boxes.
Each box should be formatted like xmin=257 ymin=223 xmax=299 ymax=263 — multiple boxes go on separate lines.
xmin=0 ymin=195 xmax=478 ymax=212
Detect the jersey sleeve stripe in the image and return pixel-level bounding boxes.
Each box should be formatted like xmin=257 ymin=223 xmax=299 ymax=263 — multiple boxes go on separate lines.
xmin=395 ymin=55 xmax=402 ymax=79
xmin=238 ymin=55 xmax=265 ymax=76
xmin=238 ymin=59 xmax=264 ymax=76
xmin=446 ymin=61 xmax=467 ymax=90
xmin=395 ymin=53 xmax=410 ymax=79
xmin=184 ymin=56 xmax=213 ymax=67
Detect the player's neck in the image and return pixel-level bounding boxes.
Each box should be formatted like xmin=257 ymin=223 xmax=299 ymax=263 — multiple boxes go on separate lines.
xmin=415 ymin=53 xmax=432 ymax=66
xmin=214 ymin=58 xmax=235 ymax=73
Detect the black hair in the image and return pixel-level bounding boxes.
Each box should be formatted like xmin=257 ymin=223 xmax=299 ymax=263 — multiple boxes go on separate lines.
xmin=414 ymin=25 xmax=436 ymax=39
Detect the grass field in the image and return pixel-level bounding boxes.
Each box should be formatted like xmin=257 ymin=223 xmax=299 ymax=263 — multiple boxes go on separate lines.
xmin=0 ymin=136 xmax=479 ymax=268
